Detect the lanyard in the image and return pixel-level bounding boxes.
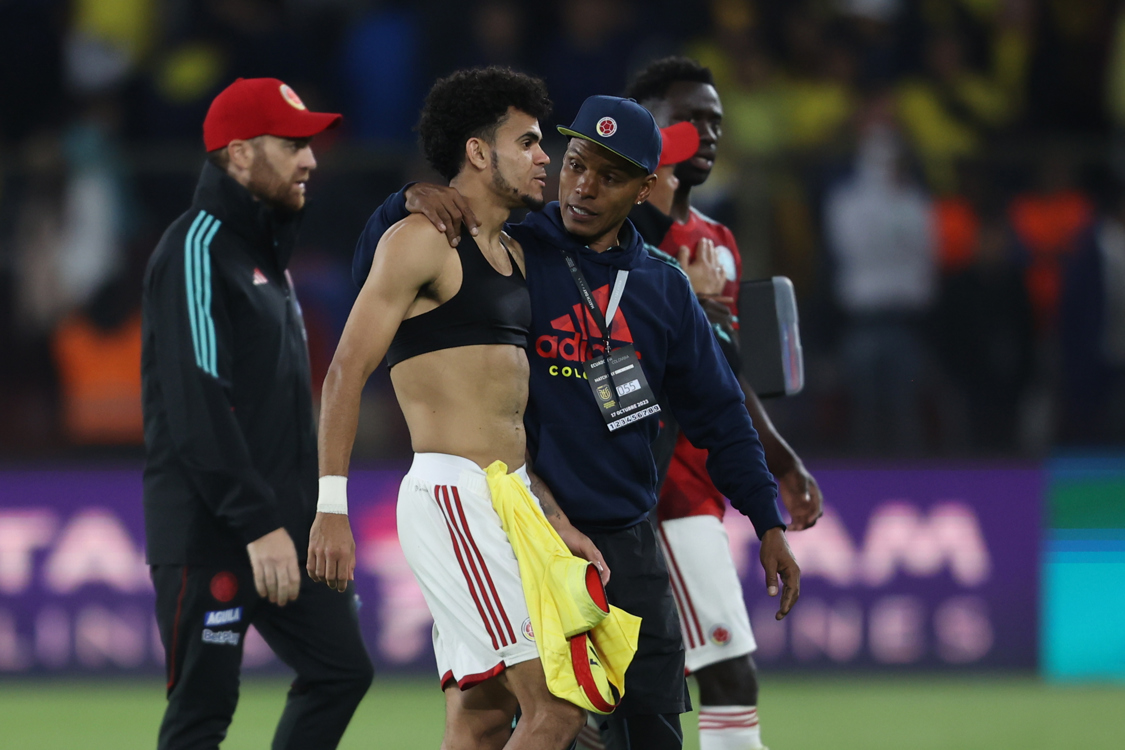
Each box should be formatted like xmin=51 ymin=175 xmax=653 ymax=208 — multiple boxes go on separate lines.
xmin=561 ymin=251 xmax=629 ymax=353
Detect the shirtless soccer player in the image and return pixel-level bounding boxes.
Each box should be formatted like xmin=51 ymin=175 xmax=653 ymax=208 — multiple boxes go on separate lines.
xmin=309 ymin=68 xmax=603 ymax=750
xmin=355 ymin=93 xmax=802 ymax=750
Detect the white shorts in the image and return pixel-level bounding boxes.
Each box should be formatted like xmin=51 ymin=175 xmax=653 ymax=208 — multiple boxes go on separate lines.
xmin=657 ymin=515 xmax=756 ymax=673
xmin=397 ymin=453 xmax=538 ymax=690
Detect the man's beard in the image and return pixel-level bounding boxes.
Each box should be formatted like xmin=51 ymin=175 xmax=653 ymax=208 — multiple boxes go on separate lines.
xmin=492 ymin=153 xmax=545 ymax=212
xmin=248 ymin=158 xmax=302 ymax=212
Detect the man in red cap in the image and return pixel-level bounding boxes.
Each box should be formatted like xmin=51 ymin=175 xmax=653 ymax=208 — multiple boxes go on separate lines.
xmin=141 ymin=78 xmax=372 ymax=749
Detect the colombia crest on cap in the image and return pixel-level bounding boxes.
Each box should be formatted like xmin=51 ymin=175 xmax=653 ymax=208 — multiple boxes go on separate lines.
xmin=202 ymin=77 xmax=341 ymax=151
xmin=557 ymin=95 xmax=662 ymax=174
xmin=280 ymin=83 xmax=306 ymax=110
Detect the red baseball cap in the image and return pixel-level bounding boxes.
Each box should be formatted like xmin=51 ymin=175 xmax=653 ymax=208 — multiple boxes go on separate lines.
xmin=658 ymin=121 xmax=700 ymax=167
xmin=203 ymin=78 xmax=342 ymax=152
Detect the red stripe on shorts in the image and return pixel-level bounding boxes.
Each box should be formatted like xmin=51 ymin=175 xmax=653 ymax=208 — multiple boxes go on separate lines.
xmin=451 ymin=486 xmax=516 ymax=645
xmin=439 ymin=664 xmax=508 ymax=692
xmin=435 ymin=485 xmax=500 ymax=650
xmin=455 ymin=661 xmax=507 ymax=691
xmin=659 ymin=524 xmax=706 ymax=648
xmin=442 ymin=485 xmax=511 ymax=647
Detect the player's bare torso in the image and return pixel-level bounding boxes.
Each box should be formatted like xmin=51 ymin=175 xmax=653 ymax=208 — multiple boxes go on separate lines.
xmin=390 ymin=234 xmax=529 ymax=471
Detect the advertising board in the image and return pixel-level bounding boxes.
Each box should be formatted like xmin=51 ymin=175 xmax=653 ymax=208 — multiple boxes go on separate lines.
xmin=0 ymin=465 xmax=1041 ymax=675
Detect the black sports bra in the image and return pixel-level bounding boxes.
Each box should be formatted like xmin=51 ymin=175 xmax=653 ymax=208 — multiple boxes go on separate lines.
xmin=385 ymin=229 xmax=532 ymax=368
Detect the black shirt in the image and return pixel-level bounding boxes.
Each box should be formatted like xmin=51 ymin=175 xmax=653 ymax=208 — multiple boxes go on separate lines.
xmin=141 ymin=161 xmax=317 ymax=565
xmin=385 ymin=228 xmax=531 ymax=368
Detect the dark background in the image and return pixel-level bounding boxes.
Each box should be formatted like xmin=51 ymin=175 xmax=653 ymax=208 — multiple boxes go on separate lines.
xmin=1 ymin=0 xmax=1123 ymax=462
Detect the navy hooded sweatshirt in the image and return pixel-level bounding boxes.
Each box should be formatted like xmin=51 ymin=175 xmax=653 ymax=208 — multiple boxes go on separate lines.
xmin=354 ymin=190 xmax=783 ymax=537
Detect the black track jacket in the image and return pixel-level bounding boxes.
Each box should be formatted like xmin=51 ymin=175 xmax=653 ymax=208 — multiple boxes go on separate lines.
xmin=141 ymin=161 xmax=317 ymax=566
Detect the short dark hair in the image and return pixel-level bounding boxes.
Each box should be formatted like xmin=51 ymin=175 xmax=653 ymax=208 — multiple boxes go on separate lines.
xmin=418 ymin=67 xmax=552 ymax=181
xmin=624 ymin=57 xmax=715 ymax=105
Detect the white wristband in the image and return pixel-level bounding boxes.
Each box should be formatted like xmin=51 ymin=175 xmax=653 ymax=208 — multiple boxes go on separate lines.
xmin=317 ymin=475 xmax=348 ymax=515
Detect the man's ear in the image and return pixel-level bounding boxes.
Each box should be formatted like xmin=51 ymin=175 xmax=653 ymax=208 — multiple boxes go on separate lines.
xmin=465 ymin=137 xmax=491 ymax=172
xmin=634 ymin=173 xmax=658 ymax=205
xmin=227 ymin=139 xmax=255 ymax=172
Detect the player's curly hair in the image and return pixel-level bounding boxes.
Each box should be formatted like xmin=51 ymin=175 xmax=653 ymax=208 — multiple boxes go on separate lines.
xmin=624 ymin=57 xmax=715 ymax=104
xmin=418 ymin=67 xmax=552 ymax=181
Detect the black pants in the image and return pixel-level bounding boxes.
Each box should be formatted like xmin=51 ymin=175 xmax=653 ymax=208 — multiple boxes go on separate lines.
xmin=583 ymin=518 xmax=690 ymax=750
xmin=152 ymin=564 xmax=374 ymax=750
xmin=594 ymin=713 xmax=684 ymax=750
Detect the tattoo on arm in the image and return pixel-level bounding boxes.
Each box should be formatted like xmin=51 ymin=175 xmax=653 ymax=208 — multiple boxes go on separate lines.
xmin=531 ymin=475 xmax=562 ymax=520
xmin=526 ymin=451 xmax=571 ymax=528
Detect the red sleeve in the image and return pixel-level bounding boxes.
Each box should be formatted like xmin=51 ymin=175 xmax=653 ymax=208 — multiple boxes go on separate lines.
xmin=717 ymin=225 xmax=742 ymax=321
xmin=722 ymin=226 xmax=742 ymax=281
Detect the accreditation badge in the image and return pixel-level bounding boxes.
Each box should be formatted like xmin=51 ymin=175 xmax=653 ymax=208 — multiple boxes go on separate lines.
xmin=582 ymin=345 xmax=661 ymax=432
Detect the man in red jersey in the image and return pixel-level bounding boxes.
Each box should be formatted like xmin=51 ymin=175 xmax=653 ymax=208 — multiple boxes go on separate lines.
xmin=623 ymin=57 xmax=824 ymax=750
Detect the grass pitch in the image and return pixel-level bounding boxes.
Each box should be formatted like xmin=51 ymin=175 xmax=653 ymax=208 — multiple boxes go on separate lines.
xmin=0 ymin=674 xmax=1122 ymax=749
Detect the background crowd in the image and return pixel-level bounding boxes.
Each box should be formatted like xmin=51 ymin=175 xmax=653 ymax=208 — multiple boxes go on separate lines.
xmin=1 ymin=0 xmax=1123 ymax=460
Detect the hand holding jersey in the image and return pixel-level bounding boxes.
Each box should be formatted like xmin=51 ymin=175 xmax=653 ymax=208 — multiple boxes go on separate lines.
xmin=529 ymin=465 xmax=612 ymax=585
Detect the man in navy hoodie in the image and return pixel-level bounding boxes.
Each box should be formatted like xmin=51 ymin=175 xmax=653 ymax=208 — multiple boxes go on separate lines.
xmin=355 ymin=95 xmax=799 ymax=750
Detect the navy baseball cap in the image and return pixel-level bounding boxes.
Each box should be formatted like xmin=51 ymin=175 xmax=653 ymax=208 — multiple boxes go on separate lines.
xmin=558 ymin=95 xmax=662 ymax=175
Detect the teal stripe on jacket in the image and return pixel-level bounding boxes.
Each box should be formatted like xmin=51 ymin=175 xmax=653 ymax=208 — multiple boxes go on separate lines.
xmin=183 ymin=210 xmax=222 ymax=377
xmin=183 ymin=211 xmax=206 ymax=370
xmin=199 ymin=217 xmax=221 ymax=376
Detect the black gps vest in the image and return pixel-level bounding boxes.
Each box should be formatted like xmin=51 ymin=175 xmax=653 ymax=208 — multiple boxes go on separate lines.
xmin=385 ymin=229 xmax=531 ymax=367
